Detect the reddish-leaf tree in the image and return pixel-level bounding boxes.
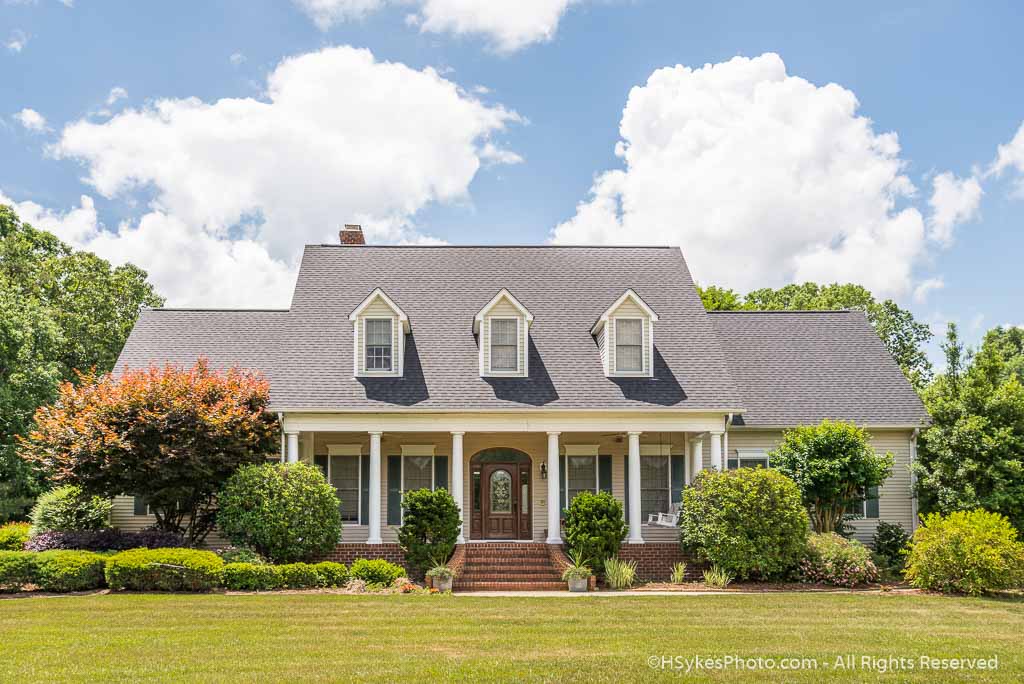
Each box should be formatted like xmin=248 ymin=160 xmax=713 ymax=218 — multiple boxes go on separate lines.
xmin=20 ymin=359 xmax=279 ymax=544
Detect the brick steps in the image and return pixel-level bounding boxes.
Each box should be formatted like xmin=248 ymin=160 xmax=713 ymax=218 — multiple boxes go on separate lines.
xmin=454 ymin=580 xmax=565 ymax=591
xmin=455 ymin=543 xmax=565 ymax=592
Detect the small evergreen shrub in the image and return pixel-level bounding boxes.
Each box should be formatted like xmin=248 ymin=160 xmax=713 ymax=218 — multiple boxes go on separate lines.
xmin=34 ymin=551 xmax=107 ymax=592
xmin=872 ymin=521 xmax=910 ymax=571
xmin=277 ymin=563 xmax=321 ymax=589
xmin=216 ymin=546 xmax=267 ymax=565
xmin=217 ymin=463 xmax=342 ymax=564
xmin=24 ymin=528 xmax=184 ymax=552
xmin=397 ymin=488 xmax=461 ymax=576
xmin=222 ymin=563 xmax=282 ymax=591
xmin=0 ymin=522 xmax=31 ymax=550
xmin=349 ymin=558 xmax=405 ymax=585
xmin=799 ymin=533 xmax=878 ymax=587
xmin=680 ymin=469 xmax=810 ymax=580
xmin=563 ymin=491 xmax=627 ymax=572
xmin=312 ymin=561 xmax=349 ymax=587
xmin=105 ymin=548 xmax=224 ymax=592
xmin=29 ymin=485 xmax=112 ymax=534
xmin=0 ymin=550 xmax=38 ymax=591
xmin=904 ymin=510 xmax=1024 ymax=595
xmin=602 ymin=557 xmax=637 ymax=590
xmin=703 ymin=565 xmax=734 ymax=589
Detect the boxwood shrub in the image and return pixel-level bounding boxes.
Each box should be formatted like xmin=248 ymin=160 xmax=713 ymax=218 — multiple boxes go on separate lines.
xmin=24 ymin=528 xmax=185 ymax=552
xmin=397 ymin=488 xmax=461 ymax=575
xmin=312 ymin=561 xmax=348 ymax=587
xmin=105 ymin=548 xmax=224 ymax=592
xmin=34 ymin=551 xmax=107 ymax=592
xmin=349 ymin=558 xmax=405 ymax=585
xmin=222 ymin=562 xmax=282 ymax=591
xmin=29 ymin=485 xmax=112 ymax=534
xmin=277 ymin=563 xmax=321 ymax=589
xmin=0 ymin=550 xmax=39 ymax=591
xmin=563 ymin=491 xmax=627 ymax=573
xmin=0 ymin=522 xmax=31 ymax=551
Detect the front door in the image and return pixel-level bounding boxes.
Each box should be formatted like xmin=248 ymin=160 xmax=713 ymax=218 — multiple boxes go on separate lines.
xmin=481 ymin=463 xmax=530 ymax=539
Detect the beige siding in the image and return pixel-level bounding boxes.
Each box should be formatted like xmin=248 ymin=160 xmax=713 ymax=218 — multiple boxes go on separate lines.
xmin=110 ymin=495 xmax=230 ymax=548
xmin=482 ymin=296 xmax=527 ymax=376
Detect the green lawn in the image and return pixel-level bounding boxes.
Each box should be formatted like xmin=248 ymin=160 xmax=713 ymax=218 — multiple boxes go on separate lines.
xmin=2 ymin=592 xmax=1022 ymax=682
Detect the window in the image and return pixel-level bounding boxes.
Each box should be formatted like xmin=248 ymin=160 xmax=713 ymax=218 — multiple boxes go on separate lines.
xmin=565 ymin=455 xmax=597 ymax=506
xmin=615 ymin=318 xmax=643 ymax=372
xmin=490 ymin=318 xmax=518 ymax=372
xmin=133 ymin=496 xmax=150 ymax=516
xmin=315 ymin=454 xmax=361 ymax=523
xmin=847 ymin=486 xmax=880 ymax=519
xmin=640 ymin=455 xmax=669 ymax=518
xmin=727 ymin=450 xmax=770 ymax=470
xmin=365 ymin=318 xmax=392 ymax=371
xmin=403 ymin=456 xmax=434 ymax=491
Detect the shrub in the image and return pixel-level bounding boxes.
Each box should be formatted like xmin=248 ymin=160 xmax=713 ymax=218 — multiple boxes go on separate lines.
xmin=277 ymin=563 xmax=321 ymax=589
xmin=563 ymin=491 xmax=628 ymax=572
xmin=34 ymin=551 xmax=107 ymax=592
xmin=216 ymin=546 xmax=267 ymax=565
xmin=670 ymin=562 xmax=688 ymax=585
xmin=703 ymin=565 xmax=733 ymax=589
xmin=397 ymin=488 xmax=461 ymax=576
xmin=217 ymin=463 xmax=341 ymax=564
xmin=24 ymin=528 xmax=185 ymax=552
xmin=872 ymin=521 xmax=910 ymax=571
xmin=680 ymin=469 xmax=810 ymax=580
xmin=349 ymin=558 xmax=405 ymax=585
xmin=29 ymin=485 xmax=112 ymax=535
xmin=0 ymin=551 xmax=38 ymax=591
xmin=799 ymin=533 xmax=879 ymax=587
xmin=603 ymin=557 xmax=636 ymax=590
xmin=0 ymin=522 xmax=31 ymax=550
xmin=222 ymin=563 xmax=282 ymax=591
xmin=312 ymin=561 xmax=349 ymax=588
xmin=105 ymin=548 xmax=224 ymax=592
xmin=904 ymin=510 xmax=1024 ymax=595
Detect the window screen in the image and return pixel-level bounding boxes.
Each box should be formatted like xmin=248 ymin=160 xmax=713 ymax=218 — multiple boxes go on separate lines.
xmin=566 ymin=456 xmax=597 ymax=505
xmin=365 ymin=318 xmax=392 ymax=371
xmin=490 ymin=318 xmax=518 ymax=371
xmin=330 ymin=455 xmax=360 ymax=523
xmin=403 ymin=456 xmax=433 ymax=491
xmin=616 ymin=319 xmax=643 ymax=372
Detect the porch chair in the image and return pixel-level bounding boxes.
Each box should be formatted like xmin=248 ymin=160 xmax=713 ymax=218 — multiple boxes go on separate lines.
xmin=647 ymin=502 xmax=681 ymax=527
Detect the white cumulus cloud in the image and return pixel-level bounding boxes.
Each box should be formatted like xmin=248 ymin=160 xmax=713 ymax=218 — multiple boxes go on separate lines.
xmin=552 ymin=53 xmax=950 ymax=299
xmin=43 ymin=46 xmax=518 ymax=306
xmin=990 ymin=121 xmax=1024 ymax=196
xmin=926 ymin=171 xmax=982 ymax=246
xmin=14 ymin=107 xmax=47 ymax=132
xmin=913 ymin=277 xmax=944 ymax=304
xmin=106 ymin=86 xmax=128 ymax=106
xmin=6 ymin=29 xmax=29 ymax=53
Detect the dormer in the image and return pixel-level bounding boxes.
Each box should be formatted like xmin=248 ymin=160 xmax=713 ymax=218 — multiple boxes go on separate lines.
xmin=474 ymin=289 xmax=533 ymax=377
xmin=349 ymin=288 xmax=409 ymax=377
xmin=591 ymin=289 xmax=658 ymax=378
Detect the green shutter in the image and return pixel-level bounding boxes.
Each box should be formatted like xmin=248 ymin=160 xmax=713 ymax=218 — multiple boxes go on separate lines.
xmin=558 ymin=458 xmax=566 ymax=516
xmin=671 ymin=454 xmax=685 ymax=504
xmin=623 ymin=456 xmax=629 ymax=513
xmin=313 ymin=454 xmax=328 ymax=478
xmin=434 ymin=455 xmax=449 ymax=491
xmin=598 ymin=455 xmax=612 ymax=493
xmin=360 ymin=454 xmax=369 ymax=525
xmin=866 ymin=486 xmax=880 ymax=519
xmin=387 ymin=456 xmax=402 ymax=526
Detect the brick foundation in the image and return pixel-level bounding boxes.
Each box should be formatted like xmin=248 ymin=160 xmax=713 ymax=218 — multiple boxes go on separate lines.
xmin=318 ymin=543 xmax=410 ymax=574
xmin=617 ymin=543 xmax=704 ymax=581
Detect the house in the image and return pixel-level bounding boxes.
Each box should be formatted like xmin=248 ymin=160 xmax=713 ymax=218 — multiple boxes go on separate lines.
xmin=112 ymin=225 xmax=929 ymax=587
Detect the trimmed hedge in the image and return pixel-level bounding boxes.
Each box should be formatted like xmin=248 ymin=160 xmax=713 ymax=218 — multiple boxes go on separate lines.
xmin=29 ymin=485 xmax=112 ymax=534
xmin=349 ymin=558 xmax=405 ymax=585
xmin=799 ymin=533 xmax=878 ymax=587
xmin=312 ymin=561 xmax=348 ymax=587
xmin=24 ymin=528 xmax=185 ymax=552
xmin=105 ymin=548 xmax=224 ymax=592
xmin=277 ymin=563 xmax=321 ymax=589
xmin=35 ymin=551 xmax=107 ymax=592
xmin=0 ymin=522 xmax=31 ymax=551
xmin=0 ymin=551 xmax=38 ymax=591
xmin=222 ymin=561 xmax=349 ymax=591
xmin=222 ymin=563 xmax=282 ymax=591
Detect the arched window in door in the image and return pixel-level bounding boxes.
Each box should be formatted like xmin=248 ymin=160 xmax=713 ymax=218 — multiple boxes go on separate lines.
xmin=489 ymin=469 xmax=512 ymax=513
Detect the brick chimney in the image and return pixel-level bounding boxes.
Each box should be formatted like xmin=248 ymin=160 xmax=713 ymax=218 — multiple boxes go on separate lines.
xmin=339 ymin=224 xmax=365 ymax=245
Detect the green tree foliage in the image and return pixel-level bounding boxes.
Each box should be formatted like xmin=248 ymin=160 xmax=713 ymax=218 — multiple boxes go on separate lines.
xmin=397 ymin=488 xmax=461 ymax=575
xmin=29 ymin=485 xmax=112 ymax=535
xmin=0 ymin=204 xmax=163 ymax=521
xmin=696 ymin=282 xmax=933 ymax=389
xmin=771 ymin=420 xmax=894 ymax=533
xmin=563 ymin=491 xmax=628 ymax=572
xmin=914 ymin=324 xmax=1024 ymax=531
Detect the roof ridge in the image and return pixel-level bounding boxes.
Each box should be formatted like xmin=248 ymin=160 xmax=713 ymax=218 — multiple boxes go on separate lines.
xmin=708 ymin=309 xmax=858 ymax=314
xmin=149 ymin=308 xmax=290 ymax=313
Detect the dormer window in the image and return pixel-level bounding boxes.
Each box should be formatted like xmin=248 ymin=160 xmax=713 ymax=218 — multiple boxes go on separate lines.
xmin=349 ymin=288 xmax=409 ymax=377
xmin=591 ymin=289 xmax=658 ymax=378
xmin=474 ymin=289 xmax=533 ymax=377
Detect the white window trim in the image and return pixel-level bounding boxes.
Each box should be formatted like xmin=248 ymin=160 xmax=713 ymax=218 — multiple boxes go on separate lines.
xmin=321 ymin=451 xmax=362 ymax=526
xmin=728 ymin=448 xmax=770 ymax=470
xmin=348 ymin=288 xmax=408 ymax=379
xmin=613 ymin=316 xmax=648 ymax=376
xmin=362 ymin=315 xmax=397 ymax=375
xmin=562 ymin=454 xmax=600 ymax=509
xmin=487 ymin=315 xmax=522 ymax=376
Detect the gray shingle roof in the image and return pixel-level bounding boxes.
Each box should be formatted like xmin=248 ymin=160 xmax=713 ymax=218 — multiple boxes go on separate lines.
xmin=710 ymin=310 xmax=930 ymax=427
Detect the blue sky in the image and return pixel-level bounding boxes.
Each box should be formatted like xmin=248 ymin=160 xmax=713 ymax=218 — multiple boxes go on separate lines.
xmin=2 ymin=1 xmax=1022 ymax=363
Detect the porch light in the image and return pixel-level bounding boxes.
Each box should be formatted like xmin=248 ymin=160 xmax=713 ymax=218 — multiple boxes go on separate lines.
xmin=540 ymin=463 xmax=548 ymax=480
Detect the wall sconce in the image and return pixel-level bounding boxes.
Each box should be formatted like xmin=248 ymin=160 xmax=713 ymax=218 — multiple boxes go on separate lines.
xmin=540 ymin=463 xmax=548 ymax=480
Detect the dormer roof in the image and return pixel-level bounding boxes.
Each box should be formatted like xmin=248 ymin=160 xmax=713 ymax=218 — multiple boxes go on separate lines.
xmin=590 ymin=288 xmax=659 ymax=335
xmin=348 ymin=288 xmax=410 ymax=333
xmin=473 ymin=288 xmax=534 ymax=334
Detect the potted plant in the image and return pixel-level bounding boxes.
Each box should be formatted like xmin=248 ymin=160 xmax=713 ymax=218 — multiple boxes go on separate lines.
xmin=562 ymin=549 xmax=592 ymax=593
xmin=425 ymin=561 xmax=455 ymax=592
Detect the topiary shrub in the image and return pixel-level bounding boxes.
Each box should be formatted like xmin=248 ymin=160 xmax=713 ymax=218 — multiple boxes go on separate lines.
xmin=24 ymin=528 xmax=185 ymax=552
xmin=799 ymin=533 xmax=879 ymax=587
xmin=904 ymin=510 xmax=1024 ymax=595
xmin=397 ymin=488 xmax=461 ymax=576
xmin=0 ymin=550 xmax=39 ymax=591
xmin=29 ymin=485 xmax=112 ymax=535
xmin=680 ymin=469 xmax=810 ymax=580
xmin=222 ymin=563 xmax=282 ymax=591
xmin=872 ymin=521 xmax=910 ymax=571
xmin=34 ymin=551 xmax=107 ymax=592
xmin=0 ymin=522 xmax=31 ymax=550
xmin=312 ymin=561 xmax=349 ymax=588
xmin=217 ymin=463 xmax=342 ymax=564
xmin=349 ymin=558 xmax=405 ymax=586
xmin=277 ymin=563 xmax=321 ymax=589
xmin=105 ymin=548 xmax=224 ymax=592
xmin=563 ymin=491 xmax=627 ymax=573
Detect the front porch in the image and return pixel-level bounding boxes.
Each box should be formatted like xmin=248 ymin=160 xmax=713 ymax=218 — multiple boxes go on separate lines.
xmin=279 ymin=412 xmax=732 ymax=547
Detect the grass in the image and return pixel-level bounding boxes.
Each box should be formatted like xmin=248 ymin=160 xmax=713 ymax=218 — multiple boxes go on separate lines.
xmin=2 ymin=592 xmax=1023 ymax=682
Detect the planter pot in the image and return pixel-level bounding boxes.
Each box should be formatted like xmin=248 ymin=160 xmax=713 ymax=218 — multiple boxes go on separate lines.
xmin=435 ymin=577 xmax=453 ymax=592
xmin=567 ymin=577 xmax=588 ymax=593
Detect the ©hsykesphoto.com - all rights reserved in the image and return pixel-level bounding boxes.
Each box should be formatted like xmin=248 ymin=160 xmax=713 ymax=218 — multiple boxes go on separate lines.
xmin=647 ymin=653 xmax=1001 ymax=675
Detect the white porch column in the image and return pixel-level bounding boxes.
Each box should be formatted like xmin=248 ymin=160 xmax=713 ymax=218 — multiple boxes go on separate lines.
xmin=367 ymin=431 xmax=383 ymax=544
xmin=691 ymin=438 xmax=704 ymax=479
xmin=710 ymin=431 xmax=724 ymax=471
xmin=285 ymin=431 xmax=299 ymax=464
xmin=451 ymin=432 xmax=465 ymax=544
xmin=546 ymin=432 xmax=562 ymax=544
xmin=627 ymin=431 xmax=644 ymax=544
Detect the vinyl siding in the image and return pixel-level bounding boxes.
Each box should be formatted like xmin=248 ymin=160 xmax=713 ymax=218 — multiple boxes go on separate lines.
xmin=481 ymin=296 xmax=527 ymax=376
xmin=109 ymin=495 xmax=231 ymax=547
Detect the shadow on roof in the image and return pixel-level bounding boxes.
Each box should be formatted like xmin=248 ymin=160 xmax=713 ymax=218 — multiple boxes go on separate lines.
xmin=483 ymin=338 xmax=559 ymax=406
xmin=609 ymin=348 xmax=686 ymax=406
xmin=356 ymin=334 xmax=430 ymax=406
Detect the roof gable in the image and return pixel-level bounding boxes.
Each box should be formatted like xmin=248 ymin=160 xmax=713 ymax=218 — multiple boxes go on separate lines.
xmin=591 ymin=288 xmax=659 ymax=335
xmin=349 ymin=288 xmax=410 ymax=333
xmin=473 ymin=289 xmax=534 ymax=334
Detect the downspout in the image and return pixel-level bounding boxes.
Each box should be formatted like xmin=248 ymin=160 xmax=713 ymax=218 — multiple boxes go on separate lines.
xmin=277 ymin=412 xmax=286 ymax=463
xmin=910 ymin=428 xmax=920 ymax=532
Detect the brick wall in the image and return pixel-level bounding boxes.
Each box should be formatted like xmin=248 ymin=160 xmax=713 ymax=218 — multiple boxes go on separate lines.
xmin=319 ymin=543 xmax=409 ymax=573
xmin=617 ymin=543 xmax=704 ymax=581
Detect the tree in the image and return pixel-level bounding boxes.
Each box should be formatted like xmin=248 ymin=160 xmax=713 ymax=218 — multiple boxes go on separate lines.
xmin=397 ymin=488 xmax=461 ymax=576
xmin=0 ymin=204 xmax=163 ymax=521
xmin=914 ymin=324 xmax=1024 ymax=530
xmin=771 ymin=420 xmax=894 ymax=533
xmin=19 ymin=360 xmax=279 ymax=544
xmin=697 ymin=282 xmax=933 ymax=389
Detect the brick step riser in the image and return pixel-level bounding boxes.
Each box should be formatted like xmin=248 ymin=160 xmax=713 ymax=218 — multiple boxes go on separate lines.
xmin=455 ymin=582 xmax=565 ymax=591
xmin=464 ymin=551 xmax=551 ymax=558
xmin=460 ymin=575 xmax=563 ymax=582
xmin=462 ymin=561 xmax=556 ymax=568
